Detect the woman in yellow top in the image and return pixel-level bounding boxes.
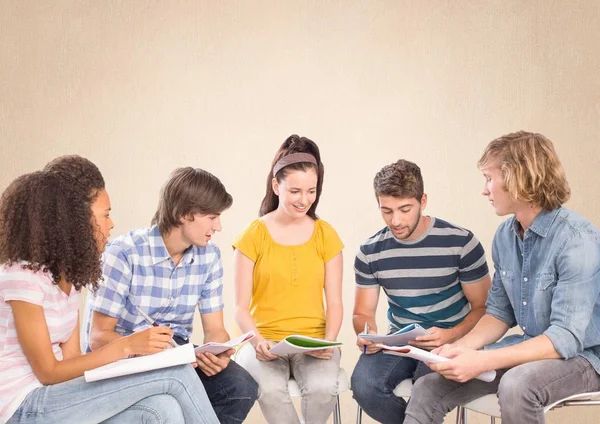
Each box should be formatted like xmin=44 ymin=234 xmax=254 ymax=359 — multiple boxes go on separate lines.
xmin=233 ymin=134 xmax=344 ymax=424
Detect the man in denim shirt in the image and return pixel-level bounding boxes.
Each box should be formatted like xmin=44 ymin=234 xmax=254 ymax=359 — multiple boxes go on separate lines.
xmin=404 ymin=131 xmax=600 ymax=424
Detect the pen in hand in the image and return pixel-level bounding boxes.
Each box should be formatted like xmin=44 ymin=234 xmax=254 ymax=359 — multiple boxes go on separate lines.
xmin=133 ymin=305 xmax=178 ymax=348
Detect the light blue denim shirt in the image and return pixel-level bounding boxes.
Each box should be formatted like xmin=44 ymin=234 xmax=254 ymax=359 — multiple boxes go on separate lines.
xmin=485 ymin=207 xmax=600 ymax=373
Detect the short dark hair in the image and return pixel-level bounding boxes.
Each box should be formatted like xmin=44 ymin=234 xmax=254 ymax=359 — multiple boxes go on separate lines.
xmin=259 ymin=134 xmax=324 ymax=218
xmin=151 ymin=167 xmax=233 ymax=235
xmin=0 ymin=168 xmax=104 ymax=291
xmin=373 ymin=159 xmax=424 ymax=201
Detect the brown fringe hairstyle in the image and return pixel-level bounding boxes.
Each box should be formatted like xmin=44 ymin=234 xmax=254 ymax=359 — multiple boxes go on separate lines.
xmin=259 ymin=134 xmax=324 ymax=218
xmin=0 ymin=156 xmax=106 ymax=291
xmin=151 ymin=167 xmax=233 ymax=235
xmin=373 ymin=159 xmax=424 ymax=201
xmin=478 ymin=131 xmax=570 ymax=211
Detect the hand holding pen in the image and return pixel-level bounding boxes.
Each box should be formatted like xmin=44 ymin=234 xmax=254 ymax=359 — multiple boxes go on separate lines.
xmin=133 ymin=305 xmax=178 ymax=349
xmin=356 ymin=321 xmax=382 ymax=355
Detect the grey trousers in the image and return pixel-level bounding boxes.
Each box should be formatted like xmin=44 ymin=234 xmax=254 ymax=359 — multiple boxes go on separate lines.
xmin=404 ymin=356 xmax=600 ymax=424
xmin=236 ymin=344 xmax=340 ymax=424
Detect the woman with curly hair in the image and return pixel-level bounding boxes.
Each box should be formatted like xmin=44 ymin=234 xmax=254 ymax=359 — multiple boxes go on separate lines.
xmin=0 ymin=156 xmax=219 ymax=424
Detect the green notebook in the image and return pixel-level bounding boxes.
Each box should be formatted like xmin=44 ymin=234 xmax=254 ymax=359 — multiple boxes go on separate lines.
xmin=269 ymin=335 xmax=342 ymax=354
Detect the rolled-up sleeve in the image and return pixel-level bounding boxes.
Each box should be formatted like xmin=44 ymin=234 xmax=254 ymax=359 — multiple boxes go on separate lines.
xmin=485 ymin=239 xmax=517 ymax=327
xmin=544 ymin=231 xmax=600 ymax=359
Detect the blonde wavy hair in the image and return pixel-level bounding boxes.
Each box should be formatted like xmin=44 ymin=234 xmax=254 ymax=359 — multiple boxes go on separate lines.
xmin=478 ymin=131 xmax=570 ymax=210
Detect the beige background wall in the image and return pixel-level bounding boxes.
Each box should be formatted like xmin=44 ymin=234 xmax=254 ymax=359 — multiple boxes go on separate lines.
xmin=2 ymin=1 xmax=600 ymax=423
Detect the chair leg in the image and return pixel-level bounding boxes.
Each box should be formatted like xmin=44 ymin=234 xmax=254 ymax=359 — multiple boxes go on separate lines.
xmin=455 ymin=405 xmax=468 ymax=424
xmin=356 ymin=404 xmax=362 ymax=424
xmin=333 ymin=394 xmax=341 ymax=424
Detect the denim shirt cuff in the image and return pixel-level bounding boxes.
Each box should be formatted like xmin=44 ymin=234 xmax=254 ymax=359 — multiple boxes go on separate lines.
xmin=485 ymin=307 xmax=516 ymax=328
xmin=544 ymin=325 xmax=579 ymax=359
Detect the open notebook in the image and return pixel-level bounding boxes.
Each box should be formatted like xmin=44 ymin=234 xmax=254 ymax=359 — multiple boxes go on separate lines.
xmin=194 ymin=331 xmax=255 ymax=355
xmin=359 ymin=323 xmax=430 ymax=346
xmin=378 ymin=344 xmax=497 ymax=383
xmin=84 ymin=343 xmax=196 ymax=382
xmin=269 ymin=335 xmax=342 ymax=355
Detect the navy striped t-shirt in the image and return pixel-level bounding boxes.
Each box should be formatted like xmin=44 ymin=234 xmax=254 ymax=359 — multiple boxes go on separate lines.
xmin=355 ymin=217 xmax=489 ymax=332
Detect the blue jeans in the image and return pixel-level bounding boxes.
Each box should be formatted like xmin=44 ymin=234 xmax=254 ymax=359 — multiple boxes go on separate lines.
xmin=351 ymin=351 xmax=433 ymax=424
xmin=7 ymin=364 xmax=219 ymax=424
xmin=174 ymin=336 xmax=259 ymax=423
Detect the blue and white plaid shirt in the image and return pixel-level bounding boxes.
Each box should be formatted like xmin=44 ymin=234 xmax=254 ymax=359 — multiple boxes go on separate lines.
xmin=86 ymin=225 xmax=224 ymax=346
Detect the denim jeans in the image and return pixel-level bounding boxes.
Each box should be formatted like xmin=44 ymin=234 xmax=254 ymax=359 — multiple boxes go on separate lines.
xmin=6 ymin=364 xmax=219 ymax=424
xmin=236 ymin=343 xmax=341 ymax=424
xmin=351 ymin=351 xmax=432 ymax=424
xmin=404 ymin=356 xmax=600 ymax=424
xmin=174 ymin=336 xmax=259 ymax=423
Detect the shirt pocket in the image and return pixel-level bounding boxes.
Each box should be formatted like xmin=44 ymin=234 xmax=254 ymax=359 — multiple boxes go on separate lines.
xmin=498 ymin=269 xmax=515 ymax=305
xmin=535 ymin=272 xmax=557 ymax=291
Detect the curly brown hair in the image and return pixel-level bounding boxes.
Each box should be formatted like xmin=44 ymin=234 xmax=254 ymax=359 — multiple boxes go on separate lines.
xmin=373 ymin=159 xmax=424 ymax=201
xmin=44 ymin=155 xmax=105 ymax=196
xmin=0 ymin=158 xmax=106 ymax=291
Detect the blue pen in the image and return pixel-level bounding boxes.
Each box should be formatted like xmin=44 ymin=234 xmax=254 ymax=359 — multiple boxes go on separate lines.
xmin=363 ymin=322 xmax=369 ymax=354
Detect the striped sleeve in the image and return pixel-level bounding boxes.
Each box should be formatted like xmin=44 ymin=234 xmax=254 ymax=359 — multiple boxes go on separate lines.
xmin=0 ymin=270 xmax=46 ymax=305
xmin=354 ymin=245 xmax=379 ymax=288
xmin=458 ymin=232 xmax=489 ymax=283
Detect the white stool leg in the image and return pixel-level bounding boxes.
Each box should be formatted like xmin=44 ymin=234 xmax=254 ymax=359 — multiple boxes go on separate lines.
xmin=332 ymin=394 xmax=341 ymax=424
xmin=356 ymin=404 xmax=362 ymax=424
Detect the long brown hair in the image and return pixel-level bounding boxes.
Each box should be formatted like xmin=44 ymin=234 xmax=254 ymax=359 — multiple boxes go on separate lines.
xmin=259 ymin=134 xmax=324 ymax=218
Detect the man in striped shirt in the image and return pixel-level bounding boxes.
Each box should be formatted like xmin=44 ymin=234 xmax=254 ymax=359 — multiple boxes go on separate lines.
xmin=351 ymin=159 xmax=491 ymax=424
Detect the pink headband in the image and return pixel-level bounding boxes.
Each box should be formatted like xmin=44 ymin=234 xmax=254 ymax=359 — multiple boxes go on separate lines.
xmin=272 ymin=153 xmax=318 ymax=176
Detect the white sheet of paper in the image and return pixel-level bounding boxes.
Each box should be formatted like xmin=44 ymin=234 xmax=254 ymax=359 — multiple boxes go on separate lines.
xmin=378 ymin=344 xmax=497 ymax=383
xmin=84 ymin=343 xmax=195 ymax=382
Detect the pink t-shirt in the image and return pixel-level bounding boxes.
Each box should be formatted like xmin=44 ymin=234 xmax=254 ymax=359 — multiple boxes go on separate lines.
xmin=0 ymin=264 xmax=80 ymax=422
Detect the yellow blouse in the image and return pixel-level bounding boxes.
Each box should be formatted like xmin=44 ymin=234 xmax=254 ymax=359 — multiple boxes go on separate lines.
xmin=233 ymin=218 xmax=344 ymax=342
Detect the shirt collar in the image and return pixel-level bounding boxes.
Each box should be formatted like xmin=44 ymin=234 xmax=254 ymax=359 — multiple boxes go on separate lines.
xmin=512 ymin=208 xmax=561 ymax=238
xmin=149 ymin=225 xmax=171 ymax=265
xmin=148 ymin=225 xmax=196 ymax=266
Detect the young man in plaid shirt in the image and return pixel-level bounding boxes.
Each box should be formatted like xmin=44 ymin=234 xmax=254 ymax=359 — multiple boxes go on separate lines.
xmin=87 ymin=167 xmax=258 ymax=424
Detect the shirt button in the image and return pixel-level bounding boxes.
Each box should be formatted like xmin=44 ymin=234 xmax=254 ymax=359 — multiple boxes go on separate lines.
xmin=523 ymin=301 xmax=527 ymax=306
xmin=502 ymin=271 xmax=506 ymax=275
xmin=522 ymin=326 xmax=526 ymax=331
xmin=523 ymin=277 xmax=528 ymax=282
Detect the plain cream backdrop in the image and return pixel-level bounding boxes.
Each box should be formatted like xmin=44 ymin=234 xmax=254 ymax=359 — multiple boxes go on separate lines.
xmin=1 ymin=1 xmax=599 ymax=423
